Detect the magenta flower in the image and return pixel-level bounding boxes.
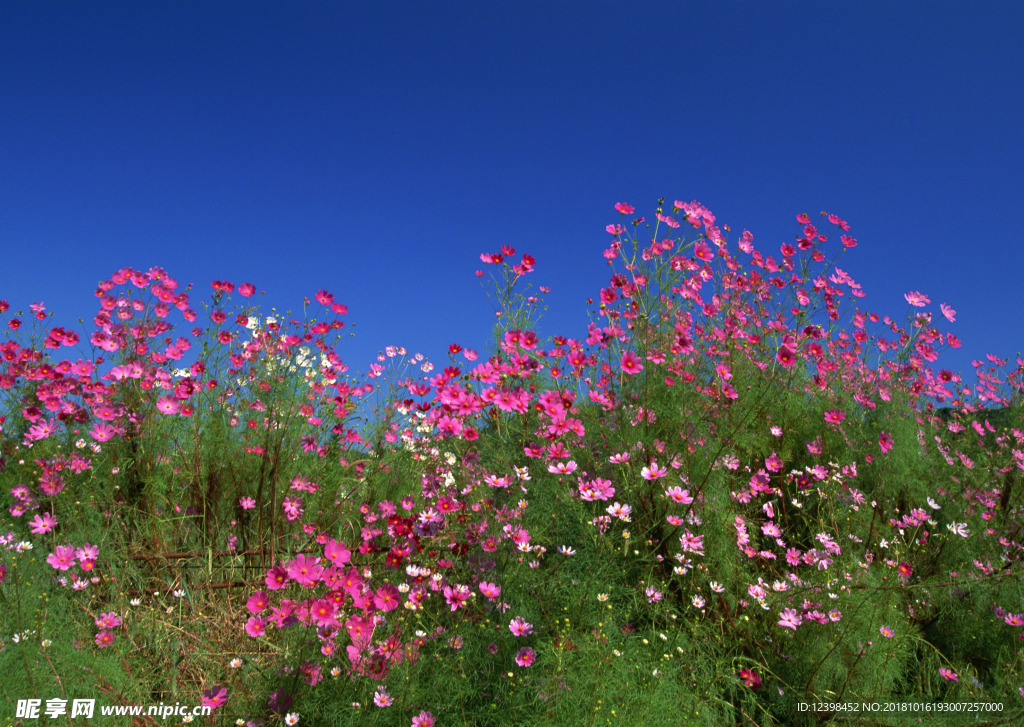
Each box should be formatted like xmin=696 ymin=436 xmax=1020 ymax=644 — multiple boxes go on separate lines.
xmin=411 ymin=711 xmax=436 ymax=727
xmin=620 ymin=351 xmax=644 ymax=375
xmin=286 ymin=554 xmax=322 ymax=586
xmin=29 ymin=512 xmax=57 ymax=534
xmin=940 ymin=303 xmax=956 ymax=322
xmin=95 ymin=612 xmax=121 ymax=629
xmin=879 ymin=431 xmax=894 ymax=454
xmin=939 ymin=668 xmax=958 ymax=682
xmin=47 ymin=545 xmax=76 ymax=571
xmin=246 ymin=591 xmax=269 ymax=614
xmin=443 ymin=583 xmax=470 ymax=611
xmin=514 ymin=647 xmax=537 ymax=667
xmin=94 ymin=630 xmax=115 ymax=648
xmin=324 ymin=538 xmax=351 ymax=566
xmin=265 ymin=565 xmax=289 ymax=590
xmin=245 ymin=616 xmax=267 ymax=638
xmin=309 ymin=598 xmax=338 ymax=626
xmin=880 ymin=625 xmax=894 ymax=638
xmin=200 ymin=685 xmax=228 ymax=709
xmin=509 ymin=616 xmax=533 ymax=636
xmin=373 ymin=584 xmax=401 ymax=612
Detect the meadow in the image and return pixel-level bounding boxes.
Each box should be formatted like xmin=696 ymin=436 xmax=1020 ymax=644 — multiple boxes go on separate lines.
xmin=1 ymin=199 xmax=1021 ymax=726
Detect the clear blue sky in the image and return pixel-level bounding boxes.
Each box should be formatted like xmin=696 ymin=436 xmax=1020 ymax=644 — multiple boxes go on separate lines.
xmin=2 ymin=1 xmax=1022 ymax=388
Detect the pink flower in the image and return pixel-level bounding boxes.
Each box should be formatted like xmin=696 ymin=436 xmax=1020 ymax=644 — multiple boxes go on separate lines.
xmin=287 ymin=554 xmax=322 ymax=586
xmin=89 ymin=422 xmax=118 ymax=441
xmin=310 ymin=598 xmax=338 ymax=626
xmin=778 ymin=608 xmax=802 ymax=631
xmin=823 ymin=409 xmax=845 ymax=424
xmin=776 ymin=346 xmax=796 ymax=368
xmin=879 ymin=431 xmax=894 ymax=454
xmin=509 ymin=616 xmax=533 ymax=636
xmin=245 ymin=616 xmax=267 ymax=637
xmin=879 ymin=625 xmax=894 ymax=638
xmin=411 ymin=711 xmax=436 ymax=727
xmin=324 ymin=539 xmax=351 ymax=566
xmin=479 ymin=581 xmax=501 ymax=600
xmin=664 ymin=486 xmax=694 ymax=504
xmin=620 ymin=351 xmax=644 ymax=375
xmin=939 ymin=668 xmax=958 ymax=682
xmin=239 ymin=497 xmax=256 ymax=510
xmin=47 ymin=545 xmax=76 ymax=571
xmin=246 ymin=591 xmax=269 ymax=613
xmin=614 ymin=202 xmax=634 ymax=215
xmin=514 ymin=647 xmax=537 ymax=667
xmin=29 ymin=512 xmax=57 ymax=534
xmin=238 ymin=283 xmax=256 ymax=297
xmin=155 ymin=397 xmax=180 ymax=415
xmin=641 ymin=463 xmax=667 ymax=480
xmin=94 ymin=630 xmax=115 ymax=648
xmin=904 ymin=291 xmax=930 ymax=307
xmin=265 ymin=565 xmax=289 ymax=590
xmin=95 ymin=612 xmax=121 ymax=629
xmin=200 ymin=685 xmax=228 ymax=709
xmin=374 ymin=584 xmax=401 ymax=612
xmin=940 ymin=303 xmax=956 ymax=322
xmin=443 ymin=583 xmax=470 ymax=611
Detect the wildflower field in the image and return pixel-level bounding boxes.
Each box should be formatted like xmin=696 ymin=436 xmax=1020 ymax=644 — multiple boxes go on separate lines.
xmin=1 ymin=199 xmax=1022 ymax=726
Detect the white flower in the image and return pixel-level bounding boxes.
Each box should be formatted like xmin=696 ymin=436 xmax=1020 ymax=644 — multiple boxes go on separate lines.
xmin=558 ymin=545 xmax=576 ymax=556
xmin=947 ymin=522 xmax=969 ymax=538
xmin=709 ymin=581 xmax=725 ymax=593
xmin=927 ymin=497 xmax=941 ymax=509
xmin=692 ymin=595 xmax=705 ymax=608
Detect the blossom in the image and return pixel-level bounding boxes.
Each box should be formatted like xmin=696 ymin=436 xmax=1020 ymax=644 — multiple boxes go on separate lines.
xmin=324 ymin=539 xmax=351 ymax=566
xmin=479 ymin=581 xmax=501 ymax=599
xmin=515 ymin=647 xmax=537 ymax=667
xmin=664 ymin=486 xmax=693 ymax=504
xmin=778 ymin=608 xmax=802 ymax=631
xmin=373 ymin=584 xmax=401 ymax=612
xmin=245 ymin=616 xmax=267 ymax=637
xmin=373 ymin=687 xmax=393 ymax=707
xmin=89 ymin=422 xmax=118 ymax=441
xmin=284 ymin=714 xmax=300 ymax=726
xmin=939 ymin=668 xmax=958 ymax=682
xmin=200 ymin=685 xmax=228 ymax=709
xmin=879 ymin=625 xmax=894 ymax=638
xmin=95 ymin=630 xmax=115 ymax=648
xmin=239 ymin=497 xmax=256 ymax=510
xmin=641 ymin=463 xmax=667 ymax=480
xmin=47 ymin=545 xmax=76 ymax=571
xmin=940 ymin=303 xmax=956 ymax=322
xmin=509 ymin=616 xmax=533 ymax=636
xmin=411 ymin=710 xmax=436 ymax=727
xmin=739 ymin=668 xmax=762 ymax=688
xmin=29 ymin=512 xmax=57 ymax=534
xmin=620 ymin=351 xmax=644 ymax=375
xmin=95 ymin=612 xmax=121 ymax=629
xmin=904 ymin=291 xmax=930 ymax=307
xmin=878 ymin=431 xmax=894 ymax=454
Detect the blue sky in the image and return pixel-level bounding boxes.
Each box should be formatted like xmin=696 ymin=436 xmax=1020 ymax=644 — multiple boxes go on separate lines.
xmin=2 ymin=1 xmax=1022 ymax=390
